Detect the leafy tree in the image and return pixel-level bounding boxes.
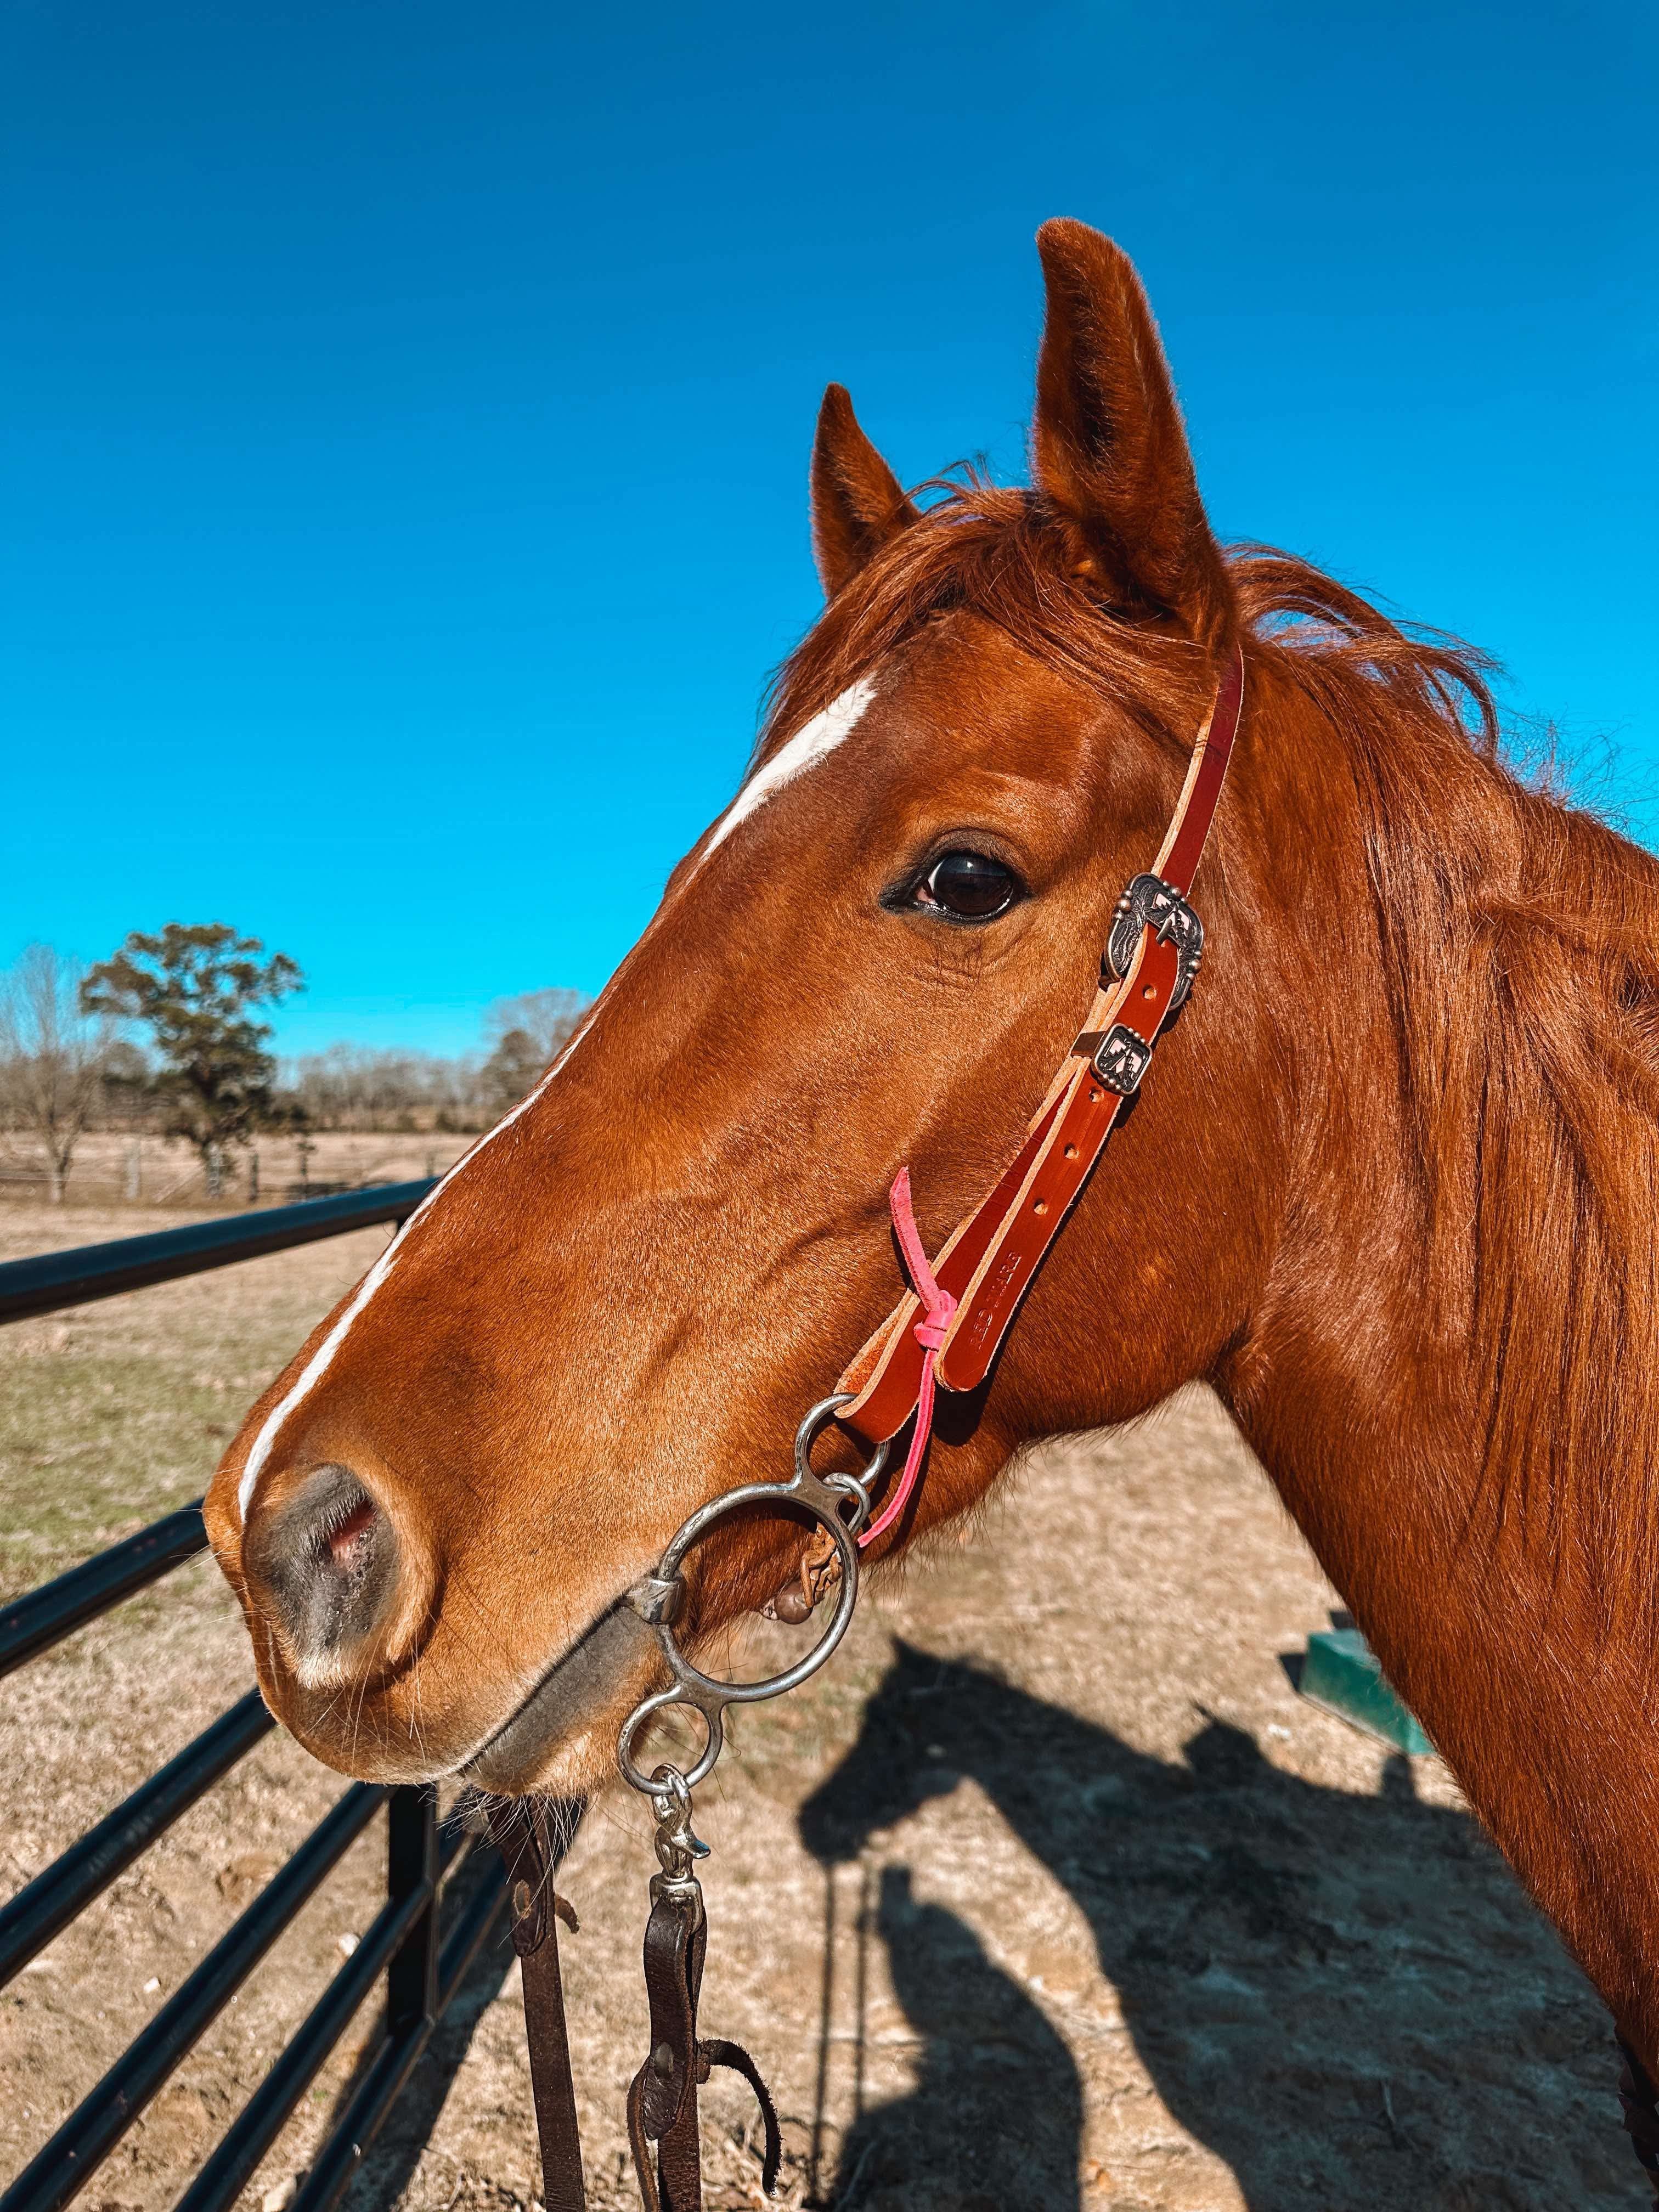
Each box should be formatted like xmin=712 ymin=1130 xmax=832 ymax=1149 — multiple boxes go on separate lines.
xmin=82 ymin=924 xmax=303 ymax=1198
xmin=0 ymin=945 xmax=115 ymax=1202
xmin=97 ymin=1039 xmax=154 ymax=1123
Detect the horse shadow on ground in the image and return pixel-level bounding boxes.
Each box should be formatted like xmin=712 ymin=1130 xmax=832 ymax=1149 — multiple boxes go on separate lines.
xmin=798 ymin=1642 xmax=1633 ymax=2212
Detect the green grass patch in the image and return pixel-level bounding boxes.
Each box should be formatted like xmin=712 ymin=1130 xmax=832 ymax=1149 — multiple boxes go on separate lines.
xmin=0 ymin=1351 xmax=235 ymax=1595
xmin=0 ymin=1215 xmax=391 ymax=1600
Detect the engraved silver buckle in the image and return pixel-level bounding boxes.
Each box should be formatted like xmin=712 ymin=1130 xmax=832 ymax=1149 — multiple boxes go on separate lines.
xmin=1107 ymin=872 xmax=1204 ymax=1013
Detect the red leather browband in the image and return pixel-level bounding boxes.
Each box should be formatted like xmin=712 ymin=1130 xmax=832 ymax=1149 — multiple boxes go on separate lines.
xmin=837 ymin=643 xmax=1245 ymax=1459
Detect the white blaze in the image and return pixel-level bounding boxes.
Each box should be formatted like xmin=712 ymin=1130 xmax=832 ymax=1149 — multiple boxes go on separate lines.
xmin=698 ymin=678 xmax=877 ymax=865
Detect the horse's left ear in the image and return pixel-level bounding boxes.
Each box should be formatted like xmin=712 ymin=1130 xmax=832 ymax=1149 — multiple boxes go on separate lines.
xmin=810 ymin=383 xmax=919 ymax=599
xmin=1032 ymin=220 xmax=1233 ymax=646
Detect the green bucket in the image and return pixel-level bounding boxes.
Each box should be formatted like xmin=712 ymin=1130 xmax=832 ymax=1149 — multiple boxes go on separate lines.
xmin=1299 ymin=1627 xmax=1434 ymax=1756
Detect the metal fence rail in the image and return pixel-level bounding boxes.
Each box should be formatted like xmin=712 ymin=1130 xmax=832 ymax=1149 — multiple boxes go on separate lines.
xmin=0 ymin=1505 xmax=210 ymax=1678
xmin=0 ymin=1692 xmax=275 ymax=1985
xmin=0 ymin=1181 xmax=434 ymax=1324
xmin=0 ymin=1179 xmax=513 ymax=2212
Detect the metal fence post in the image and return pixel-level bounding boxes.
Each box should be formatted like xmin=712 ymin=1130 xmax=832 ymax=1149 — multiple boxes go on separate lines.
xmin=385 ymin=1786 xmax=439 ymax=2036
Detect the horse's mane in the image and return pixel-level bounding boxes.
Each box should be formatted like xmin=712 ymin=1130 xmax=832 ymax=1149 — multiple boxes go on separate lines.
xmin=772 ymin=477 xmax=1659 ymax=1628
xmin=1245 ymin=548 xmax=1659 ymax=1629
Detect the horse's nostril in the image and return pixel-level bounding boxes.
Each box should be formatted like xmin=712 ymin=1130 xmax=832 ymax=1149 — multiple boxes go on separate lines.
xmin=322 ymin=1496 xmax=379 ymax=1574
xmin=245 ymin=1464 xmax=407 ymax=1672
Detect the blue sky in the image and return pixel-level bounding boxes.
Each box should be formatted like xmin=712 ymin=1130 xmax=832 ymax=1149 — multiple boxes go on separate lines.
xmin=4 ymin=1 xmax=1654 ymax=1057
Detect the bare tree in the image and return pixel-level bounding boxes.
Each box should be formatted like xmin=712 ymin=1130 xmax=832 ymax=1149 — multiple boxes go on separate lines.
xmin=282 ymin=1044 xmax=487 ymax=1132
xmin=0 ymin=945 xmax=114 ymax=1203
xmin=264 ymin=988 xmax=590 ymax=1136
xmin=480 ymin=988 xmax=590 ymax=1114
xmin=485 ymin=988 xmax=589 ymax=1065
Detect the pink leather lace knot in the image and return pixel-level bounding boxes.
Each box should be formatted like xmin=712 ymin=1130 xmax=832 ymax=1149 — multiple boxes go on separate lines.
xmin=859 ymin=1168 xmax=956 ymax=1549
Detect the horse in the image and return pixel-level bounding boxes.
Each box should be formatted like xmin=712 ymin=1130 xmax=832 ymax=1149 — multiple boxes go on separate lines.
xmin=203 ymin=217 xmax=1659 ymax=2142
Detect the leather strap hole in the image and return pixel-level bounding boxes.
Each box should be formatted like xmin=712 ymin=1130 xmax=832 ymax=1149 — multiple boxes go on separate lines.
xmin=1063 ymin=1144 xmax=1079 ymax=1160
xmin=1032 ymin=1199 xmax=1048 ymax=1216
xmin=1141 ymin=984 xmax=1156 ymax=1000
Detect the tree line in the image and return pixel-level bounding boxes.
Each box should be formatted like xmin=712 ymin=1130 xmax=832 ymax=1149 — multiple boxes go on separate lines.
xmin=0 ymin=924 xmax=588 ymax=1204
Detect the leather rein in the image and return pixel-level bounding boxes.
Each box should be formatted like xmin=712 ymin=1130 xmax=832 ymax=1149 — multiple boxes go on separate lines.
xmin=490 ymin=644 xmax=1246 ymax=2212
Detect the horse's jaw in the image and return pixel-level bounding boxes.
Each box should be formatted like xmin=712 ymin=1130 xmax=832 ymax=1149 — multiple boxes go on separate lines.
xmin=458 ymin=1589 xmax=661 ymax=1797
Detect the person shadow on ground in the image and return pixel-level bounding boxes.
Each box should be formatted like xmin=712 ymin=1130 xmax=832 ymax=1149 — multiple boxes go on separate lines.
xmin=830 ymin=1863 xmax=1084 ymax=2212
xmin=797 ymin=1641 xmax=1635 ymax=2212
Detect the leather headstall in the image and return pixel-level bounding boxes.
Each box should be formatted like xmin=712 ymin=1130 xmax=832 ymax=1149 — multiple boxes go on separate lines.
xmin=834 ymin=641 xmax=1245 ymax=1469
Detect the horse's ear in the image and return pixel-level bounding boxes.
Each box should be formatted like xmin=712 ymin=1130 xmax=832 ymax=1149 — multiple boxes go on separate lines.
xmin=810 ymin=383 xmax=919 ymax=598
xmin=1032 ymin=220 xmax=1233 ymax=645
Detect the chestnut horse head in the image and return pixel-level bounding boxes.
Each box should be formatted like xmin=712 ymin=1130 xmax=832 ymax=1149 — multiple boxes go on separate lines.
xmin=206 ymin=221 xmax=1659 ymax=2070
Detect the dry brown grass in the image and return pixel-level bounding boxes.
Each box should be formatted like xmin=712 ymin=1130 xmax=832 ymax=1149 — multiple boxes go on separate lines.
xmin=0 ymin=1212 xmax=1634 ymax=2211
xmin=0 ymin=1133 xmax=469 ymax=1218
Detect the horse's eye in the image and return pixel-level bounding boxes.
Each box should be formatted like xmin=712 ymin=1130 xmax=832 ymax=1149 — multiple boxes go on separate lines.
xmin=912 ymin=849 xmax=1024 ymax=921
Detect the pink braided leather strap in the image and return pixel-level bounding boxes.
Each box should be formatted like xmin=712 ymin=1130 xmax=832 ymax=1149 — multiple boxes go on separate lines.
xmin=859 ymin=1169 xmax=956 ymax=1549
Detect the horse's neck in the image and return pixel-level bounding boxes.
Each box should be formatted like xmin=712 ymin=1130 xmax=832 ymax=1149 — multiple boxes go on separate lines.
xmin=1208 ymin=703 xmax=1659 ymax=2062
xmin=1219 ymin=1268 xmax=1659 ymax=2059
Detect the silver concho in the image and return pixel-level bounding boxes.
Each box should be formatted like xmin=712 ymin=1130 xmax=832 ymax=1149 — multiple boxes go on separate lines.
xmin=1093 ymin=1024 xmax=1153 ymax=1096
xmin=1107 ymin=873 xmax=1204 ymax=1013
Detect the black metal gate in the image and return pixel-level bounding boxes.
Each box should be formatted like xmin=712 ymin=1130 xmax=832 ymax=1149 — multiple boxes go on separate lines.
xmin=0 ymin=1182 xmax=508 ymax=2212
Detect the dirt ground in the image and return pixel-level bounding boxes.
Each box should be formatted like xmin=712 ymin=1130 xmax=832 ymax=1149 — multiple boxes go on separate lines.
xmin=1 ymin=1205 xmax=1643 ymax=2210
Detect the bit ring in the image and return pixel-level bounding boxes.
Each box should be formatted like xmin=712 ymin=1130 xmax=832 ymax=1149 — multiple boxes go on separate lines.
xmin=617 ymin=1396 xmax=887 ymax=1795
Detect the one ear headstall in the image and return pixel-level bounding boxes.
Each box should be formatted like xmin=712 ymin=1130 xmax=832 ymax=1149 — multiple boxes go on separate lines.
xmin=835 ymin=642 xmax=1245 ymax=1490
